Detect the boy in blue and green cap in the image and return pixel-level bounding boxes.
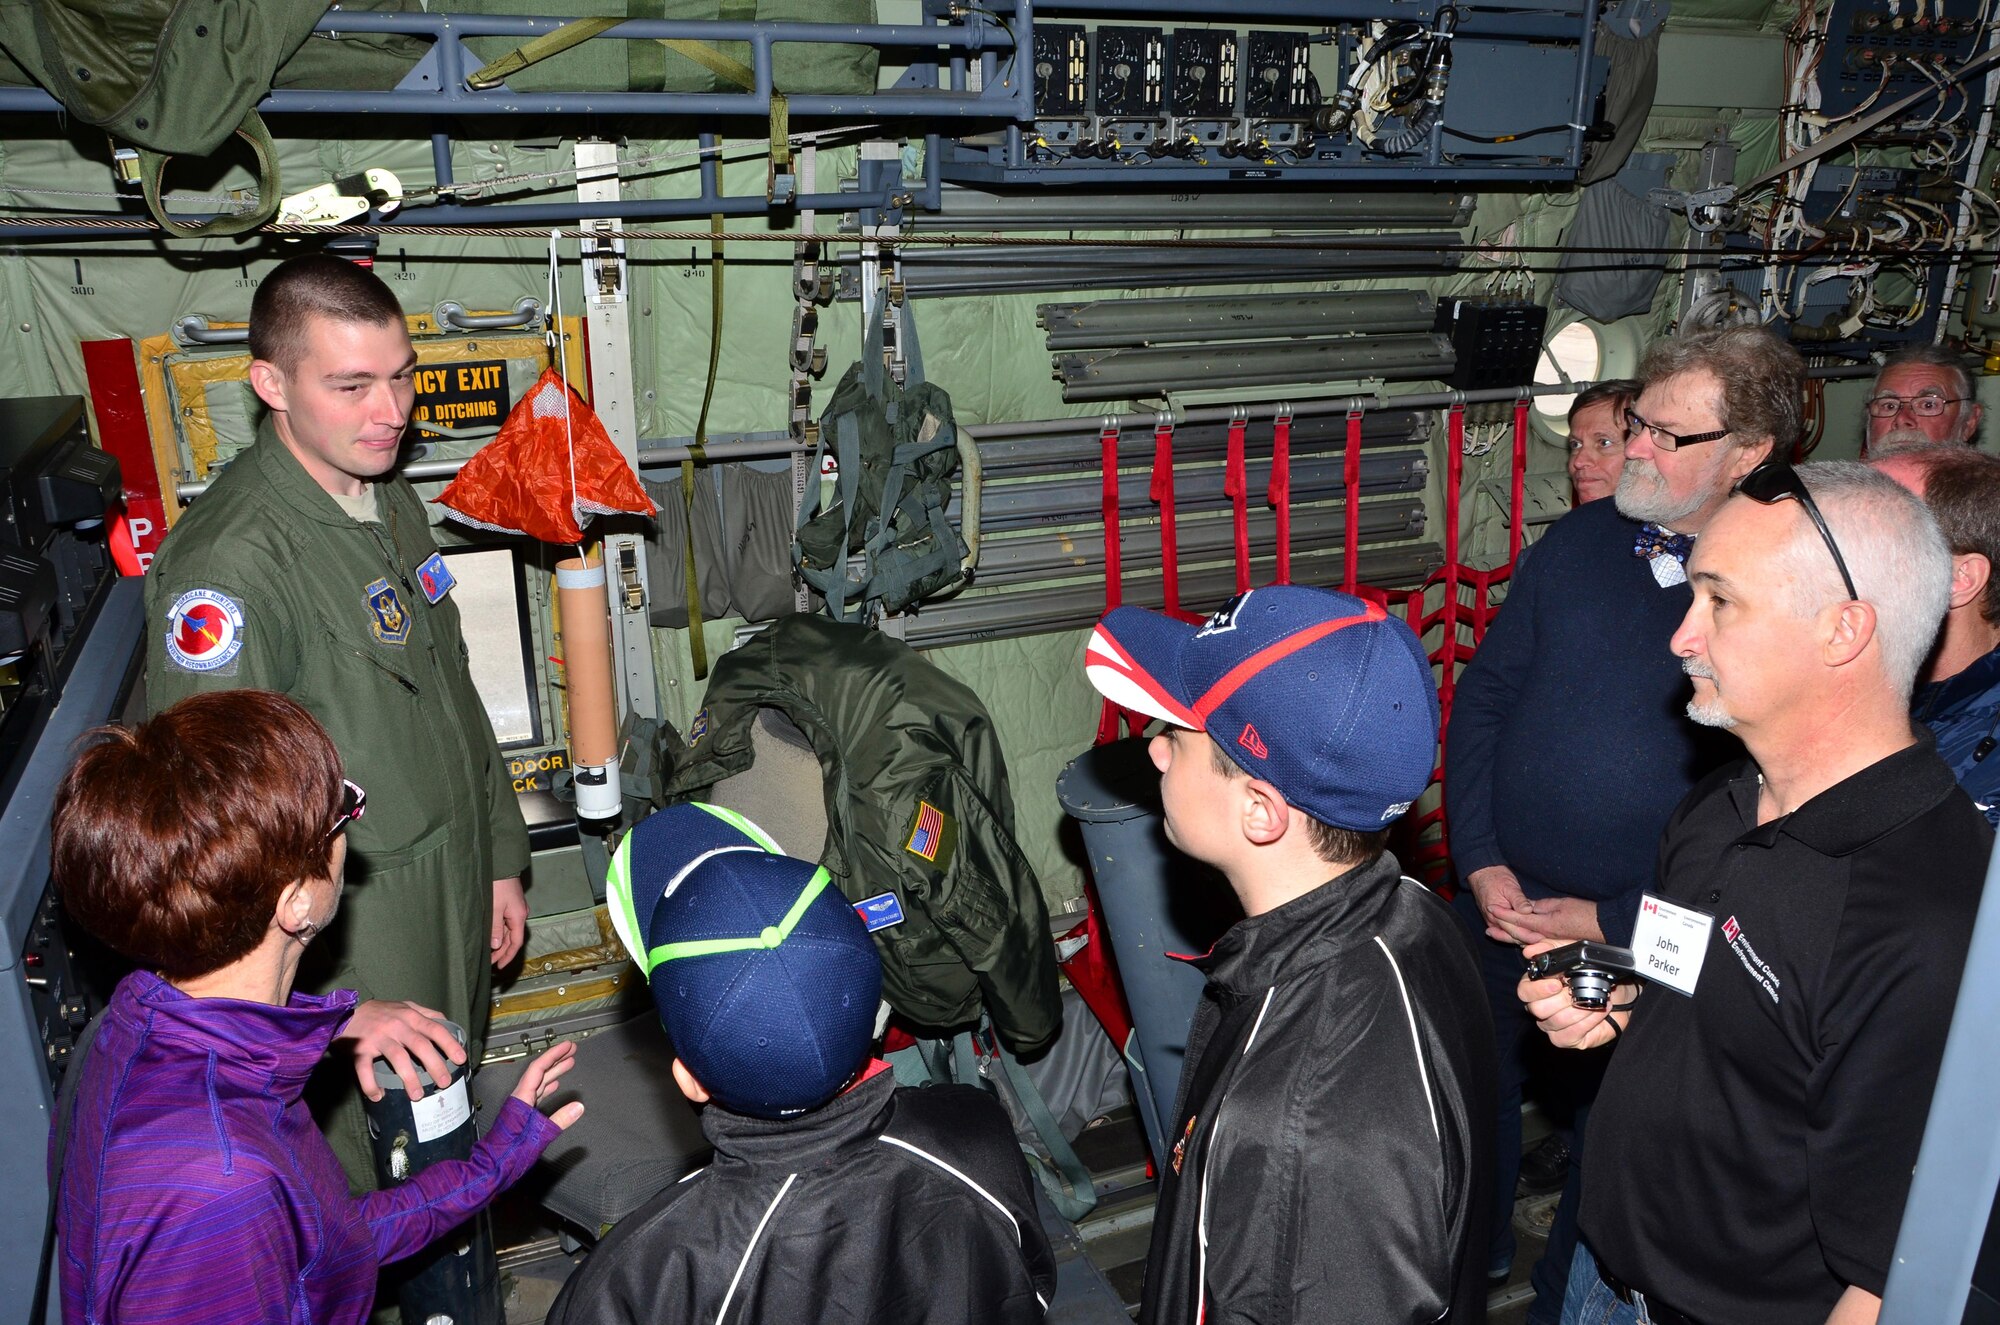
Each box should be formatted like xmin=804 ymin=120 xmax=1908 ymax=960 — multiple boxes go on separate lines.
xmin=1085 ymin=584 xmax=1496 ymax=1325
xmin=547 ymin=802 xmax=1056 ymax=1324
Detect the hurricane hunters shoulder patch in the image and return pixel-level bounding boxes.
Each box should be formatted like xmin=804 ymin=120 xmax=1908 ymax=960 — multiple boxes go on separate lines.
xmin=164 ymin=588 xmax=244 ymax=673
xmin=903 ymin=799 xmax=957 ymax=870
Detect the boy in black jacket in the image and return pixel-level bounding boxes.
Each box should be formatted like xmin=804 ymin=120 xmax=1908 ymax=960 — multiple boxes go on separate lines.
xmin=1085 ymin=585 xmax=1496 ymax=1325
xmin=549 ymin=802 xmax=1056 ymax=1324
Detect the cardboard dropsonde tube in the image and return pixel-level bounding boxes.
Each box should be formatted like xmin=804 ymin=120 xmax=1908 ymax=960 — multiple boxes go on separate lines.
xmin=555 ymin=553 xmax=622 ymax=819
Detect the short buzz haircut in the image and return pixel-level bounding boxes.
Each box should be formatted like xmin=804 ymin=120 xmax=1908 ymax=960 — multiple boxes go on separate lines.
xmin=52 ymin=691 xmax=346 ymax=980
xmin=1567 ymin=378 xmax=1642 ymax=426
xmin=1879 ymin=447 xmax=2000 ymax=627
xmin=1778 ymin=462 xmax=1951 ymax=699
xmin=1874 ymin=344 xmax=1977 ymax=404
xmin=248 ymin=252 xmax=406 ymax=374
xmin=1638 ymin=326 xmax=1805 ymax=457
xmin=1206 ymin=737 xmax=1392 ymax=866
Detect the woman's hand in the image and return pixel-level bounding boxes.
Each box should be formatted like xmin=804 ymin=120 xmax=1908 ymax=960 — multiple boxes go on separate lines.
xmin=511 ymin=1040 xmax=586 ymax=1131
xmin=341 ymin=999 xmax=466 ymax=1101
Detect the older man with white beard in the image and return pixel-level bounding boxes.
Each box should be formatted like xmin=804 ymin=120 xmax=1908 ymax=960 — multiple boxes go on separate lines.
xmin=1523 ymin=462 xmax=1991 ymax=1325
xmin=1443 ymin=326 xmax=1792 ymax=1316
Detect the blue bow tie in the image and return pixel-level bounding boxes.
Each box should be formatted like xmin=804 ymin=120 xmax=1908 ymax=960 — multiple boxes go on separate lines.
xmin=1633 ymin=524 xmax=1695 ymax=564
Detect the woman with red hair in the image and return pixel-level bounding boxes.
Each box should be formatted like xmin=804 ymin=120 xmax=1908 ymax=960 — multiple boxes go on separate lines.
xmin=50 ymin=689 xmax=584 ymax=1324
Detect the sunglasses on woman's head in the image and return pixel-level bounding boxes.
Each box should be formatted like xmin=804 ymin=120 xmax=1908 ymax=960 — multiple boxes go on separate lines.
xmin=325 ymin=779 xmax=367 ymax=841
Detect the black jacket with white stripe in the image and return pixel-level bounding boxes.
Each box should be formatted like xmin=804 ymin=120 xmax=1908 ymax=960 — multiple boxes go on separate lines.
xmin=1140 ymin=852 xmax=1495 ymax=1325
xmin=545 ymin=1069 xmax=1056 ymax=1324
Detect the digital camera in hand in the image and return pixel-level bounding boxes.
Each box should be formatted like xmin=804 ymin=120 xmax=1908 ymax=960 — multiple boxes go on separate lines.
xmin=1523 ymin=941 xmax=1643 ymax=1011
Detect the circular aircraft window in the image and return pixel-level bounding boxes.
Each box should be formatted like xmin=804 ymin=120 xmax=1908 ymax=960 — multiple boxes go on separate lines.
xmin=1533 ymin=321 xmax=1604 ymax=418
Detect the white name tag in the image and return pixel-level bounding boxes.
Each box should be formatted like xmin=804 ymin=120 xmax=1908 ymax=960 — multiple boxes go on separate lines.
xmin=1629 ymin=893 xmax=1713 ymax=997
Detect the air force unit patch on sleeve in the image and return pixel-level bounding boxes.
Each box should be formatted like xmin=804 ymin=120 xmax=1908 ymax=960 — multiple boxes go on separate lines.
xmin=164 ymin=588 xmax=245 ymax=673
xmin=365 ymin=578 xmax=411 ymax=646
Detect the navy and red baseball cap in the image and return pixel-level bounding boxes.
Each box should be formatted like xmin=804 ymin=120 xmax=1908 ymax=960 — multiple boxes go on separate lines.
xmin=1083 ymin=586 xmax=1439 ymax=831
xmin=609 ymin=802 xmax=882 ymax=1119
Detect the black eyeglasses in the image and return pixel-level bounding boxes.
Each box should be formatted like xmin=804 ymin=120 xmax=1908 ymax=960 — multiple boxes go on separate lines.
xmin=1865 ymin=393 xmax=1971 ymax=419
xmin=1624 ymin=407 xmax=1732 ymax=452
xmin=1734 ymin=462 xmax=1859 ymax=603
xmin=326 ymin=778 xmax=367 ymax=841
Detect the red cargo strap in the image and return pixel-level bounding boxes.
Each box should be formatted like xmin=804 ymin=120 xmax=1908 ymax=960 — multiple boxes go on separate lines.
xmin=1270 ymin=408 xmax=1293 ymax=584
xmin=1150 ymin=417 xmax=1184 ymax=617
xmin=1100 ymin=421 xmax=1124 ymax=609
xmin=1509 ymin=397 xmax=1530 ymax=567
xmin=1342 ymin=408 xmax=1364 ymax=593
xmin=1224 ymin=411 xmax=1250 ymax=593
xmin=1095 ymin=419 xmax=1148 ymax=745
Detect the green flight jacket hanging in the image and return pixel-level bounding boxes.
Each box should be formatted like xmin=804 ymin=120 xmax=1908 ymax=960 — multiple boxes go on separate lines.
xmin=666 ymin=615 xmax=1062 ymax=1057
xmin=143 ymin=422 xmax=530 ymax=1182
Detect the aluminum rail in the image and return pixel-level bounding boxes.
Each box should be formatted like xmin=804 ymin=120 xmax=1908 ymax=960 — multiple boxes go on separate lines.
xmin=1040 ymin=290 xmax=1436 ymax=349
xmin=959 ymin=380 xmax=1594 ymax=441
xmin=958 ymin=448 xmax=1426 ymax=532
xmin=1057 ymin=333 xmax=1456 ymax=402
xmin=176 ymin=433 xmax=811 ymax=500
xmin=171 ymin=404 xmax=1432 ymax=502
xmin=841 ymin=238 xmax=1464 ymax=298
xmin=975 ymin=497 xmax=1425 ymax=585
xmin=901 ymin=543 xmax=1446 ymax=649
xmin=872 ymin=185 xmax=1477 ymax=231
xmin=436 ymin=298 xmax=543 ymax=331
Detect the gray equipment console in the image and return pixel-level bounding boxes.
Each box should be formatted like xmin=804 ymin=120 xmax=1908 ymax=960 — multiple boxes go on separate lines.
xmin=0 ymin=395 xmax=139 ymax=1324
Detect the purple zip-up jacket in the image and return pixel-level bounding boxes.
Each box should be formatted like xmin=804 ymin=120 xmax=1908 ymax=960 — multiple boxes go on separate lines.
xmin=55 ymin=971 xmax=559 ymax=1324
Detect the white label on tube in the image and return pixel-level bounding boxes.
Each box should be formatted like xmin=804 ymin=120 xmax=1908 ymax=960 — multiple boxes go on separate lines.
xmin=411 ymin=1075 xmax=472 ymax=1142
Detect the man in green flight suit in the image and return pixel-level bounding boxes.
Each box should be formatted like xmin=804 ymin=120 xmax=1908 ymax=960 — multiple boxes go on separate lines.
xmin=144 ymin=253 xmax=531 ymax=1194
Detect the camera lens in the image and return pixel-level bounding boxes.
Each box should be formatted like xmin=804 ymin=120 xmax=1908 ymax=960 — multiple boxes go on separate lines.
xmin=1567 ymin=967 xmax=1615 ymax=1010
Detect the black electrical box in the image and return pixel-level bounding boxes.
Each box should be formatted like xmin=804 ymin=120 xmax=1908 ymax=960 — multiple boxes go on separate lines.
xmin=1169 ymin=29 xmax=1239 ymax=118
xmin=1032 ymin=22 xmax=1089 ymax=118
xmin=0 ymin=397 xmax=118 ymax=554
xmin=1091 ymin=26 xmax=1165 ymax=117
xmin=1434 ymin=299 xmax=1550 ymax=391
xmin=1245 ymin=31 xmax=1316 ymax=118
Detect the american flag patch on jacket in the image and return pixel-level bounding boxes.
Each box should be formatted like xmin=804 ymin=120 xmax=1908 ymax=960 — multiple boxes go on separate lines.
xmin=906 ymin=800 xmax=945 ymax=861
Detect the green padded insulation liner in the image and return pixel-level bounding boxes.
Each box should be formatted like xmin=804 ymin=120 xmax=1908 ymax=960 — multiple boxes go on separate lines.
xmin=460 ymin=0 xmax=879 ymax=95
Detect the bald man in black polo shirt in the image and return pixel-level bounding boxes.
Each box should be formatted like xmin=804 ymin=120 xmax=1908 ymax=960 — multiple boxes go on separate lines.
xmin=1520 ymin=461 xmax=1993 ymax=1325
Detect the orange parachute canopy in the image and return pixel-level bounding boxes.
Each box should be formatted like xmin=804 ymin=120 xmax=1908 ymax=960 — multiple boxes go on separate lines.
xmin=433 ymin=368 xmax=655 ymax=545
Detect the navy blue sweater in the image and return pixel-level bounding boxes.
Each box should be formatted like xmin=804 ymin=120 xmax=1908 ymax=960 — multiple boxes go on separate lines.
xmin=1914 ymin=642 xmax=2000 ymax=827
xmin=1444 ymin=498 xmax=1738 ymax=944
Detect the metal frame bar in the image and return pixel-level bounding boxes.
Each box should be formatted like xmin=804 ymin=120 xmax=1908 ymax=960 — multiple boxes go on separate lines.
xmin=0 ymin=10 xmax=1030 ymax=121
xmin=1880 ymin=835 xmax=2000 ymax=1323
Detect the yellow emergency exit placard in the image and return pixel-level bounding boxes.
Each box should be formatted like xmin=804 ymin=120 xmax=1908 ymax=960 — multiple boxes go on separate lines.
xmin=414 ymin=360 xmax=510 ymax=428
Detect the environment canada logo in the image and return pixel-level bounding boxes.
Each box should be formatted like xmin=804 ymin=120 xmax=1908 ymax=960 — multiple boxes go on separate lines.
xmin=1721 ymin=915 xmax=1781 ymax=1005
xmin=164 ymin=588 xmax=244 ymax=673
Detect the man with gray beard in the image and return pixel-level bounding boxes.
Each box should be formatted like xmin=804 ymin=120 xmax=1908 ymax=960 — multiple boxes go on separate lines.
xmin=1523 ymin=462 xmax=1988 ymax=1325
xmin=1444 ymin=326 xmax=1790 ymax=1316
xmin=1862 ymin=344 xmax=1983 ymax=457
